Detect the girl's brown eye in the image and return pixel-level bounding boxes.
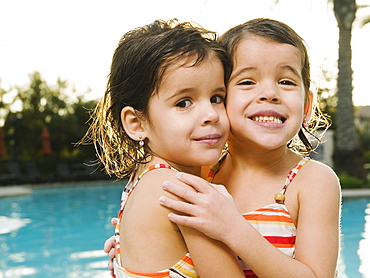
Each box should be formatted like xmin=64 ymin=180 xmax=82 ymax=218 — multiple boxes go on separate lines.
xmin=210 ymin=95 xmax=225 ymax=104
xmin=238 ymin=80 xmax=254 ymax=86
xmin=176 ymin=99 xmax=191 ymax=108
xmin=279 ymin=80 xmax=296 ymax=86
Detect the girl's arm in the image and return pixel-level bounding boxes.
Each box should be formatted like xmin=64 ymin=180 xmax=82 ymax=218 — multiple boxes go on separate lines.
xmin=154 ymin=173 xmax=246 ymax=278
xmin=160 ymin=164 xmax=341 ymax=278
xmin=115 ymin=167 xmax=246 ymax=278
xmin=102 ymin=189 xmax=245 ymax=277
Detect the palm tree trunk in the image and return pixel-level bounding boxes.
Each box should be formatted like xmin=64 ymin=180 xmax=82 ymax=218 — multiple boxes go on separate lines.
xmin=333 ymin=0 xmax=366 ymax=182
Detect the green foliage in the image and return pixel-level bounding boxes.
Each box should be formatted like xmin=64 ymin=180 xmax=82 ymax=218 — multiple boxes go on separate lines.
xmin=1 ymin=71 xmax=97 ymax=161
xmin=359 ymin=120 xmax=370 ymax=163
xmin=339 ymin=172 xmax=366 ymax=189
xmin=364 ymin=151 xmax=370 ymax=164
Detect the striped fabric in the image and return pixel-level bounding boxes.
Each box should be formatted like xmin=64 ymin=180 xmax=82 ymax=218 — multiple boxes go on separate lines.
xmin=114 ymin=164 xmax=199 ymax=278
xmin=207 ymin=156 xmax=309 ymax=278
xmin=113 ymin=253 xmax=197 ymax=278
xmin=240 ymin=203 xmax=297 ymax=277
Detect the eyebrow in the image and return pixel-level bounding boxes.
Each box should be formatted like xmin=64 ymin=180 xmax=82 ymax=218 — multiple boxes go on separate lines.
xmin=164 ymin=88 xmax=193 ymax=102
xmin=229 ymin=66 xmax=256 ymax=81
xmin=165 ymin=86 xmax=226 ymax=102
xmin=279 ymin=65 xmax=301 ymax=78
xmin=230 ymin=64 xmax=301 ymax=81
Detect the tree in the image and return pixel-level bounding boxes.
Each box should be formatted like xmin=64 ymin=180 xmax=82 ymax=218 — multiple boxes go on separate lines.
xmin=332 ymin=0 xmax=367 ymax=182
xmin=271 ymin=0 xmax=368 ymax=182
xmin=3 ymin=72 xmax=97 ymax=161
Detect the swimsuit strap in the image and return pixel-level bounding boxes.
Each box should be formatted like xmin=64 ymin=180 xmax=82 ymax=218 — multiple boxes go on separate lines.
xmin=116 ymin=164 xmax=177 ymax=234
xmin=284 ymin=157 xmax=310 ymax=187
xmin=207 ymin=150 xmax=228 ymax=182
xmin=131 ymin=163 xmax=176 ymax=193
xmin=274 ymin=157 xmax=310 ymax=204
xmin=138 ymin=163 xmax=175 ymax=180
xmin=120 ymin=164 xmax=176 ymax=209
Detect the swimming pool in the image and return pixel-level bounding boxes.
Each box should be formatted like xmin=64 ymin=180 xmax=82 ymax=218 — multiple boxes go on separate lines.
xmin=0 ymin=183 xmax=369 ymax=277
xmin=0 ymin=183 xmax=123 ymax=278
xmin=339 ymin=197 xmax=370 ymax=278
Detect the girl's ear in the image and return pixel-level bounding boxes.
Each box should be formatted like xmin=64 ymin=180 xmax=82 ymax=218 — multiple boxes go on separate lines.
xmin=121 ymin=107 xmax=147 ymax=141
xmin=303 ymin=91 xmax=314 ymax=122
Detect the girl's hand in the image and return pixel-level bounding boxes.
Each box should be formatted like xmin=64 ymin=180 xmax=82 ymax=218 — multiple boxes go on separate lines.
xmin=111 ymin=217 xmax=118 ymax=228
xmin=103 ymin=217 xmax=118 ymax=276
xmin=103 ymin=235 xmax=115 ymax=275
xmin=159 ymin=172 xmax=245 ymax=242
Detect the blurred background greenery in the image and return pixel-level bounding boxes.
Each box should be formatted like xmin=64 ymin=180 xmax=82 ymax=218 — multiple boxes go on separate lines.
xmin=0 ymin=72 xmax=113 ymax=185
xmin=0 ymin=69 xmax=369 ymax=188
xmin=1 ymin=0 xmax=370 ymax=188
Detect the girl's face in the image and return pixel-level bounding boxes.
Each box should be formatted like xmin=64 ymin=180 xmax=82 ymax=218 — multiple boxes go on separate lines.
xmin=226 ymin=36 xmax=310 ymax=151
xmin=143 ymin=55 xmax=229 ymax=171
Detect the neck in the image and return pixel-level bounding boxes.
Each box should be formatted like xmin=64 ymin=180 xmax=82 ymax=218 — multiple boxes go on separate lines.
xmin=227 ymin=140 xmax=299 ymax=172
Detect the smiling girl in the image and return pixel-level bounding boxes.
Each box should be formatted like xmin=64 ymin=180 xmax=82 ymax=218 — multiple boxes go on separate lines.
xmin=160 ymin=18 xmax=341 ymax=278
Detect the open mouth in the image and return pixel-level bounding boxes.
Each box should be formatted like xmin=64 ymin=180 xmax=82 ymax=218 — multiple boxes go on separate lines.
xmin=250 ymin=116 xmax=286 ymax=124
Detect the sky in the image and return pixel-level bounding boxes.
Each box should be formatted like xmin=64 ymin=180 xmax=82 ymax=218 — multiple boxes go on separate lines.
xmin=0 ymin=0 xmax=369 ymax=106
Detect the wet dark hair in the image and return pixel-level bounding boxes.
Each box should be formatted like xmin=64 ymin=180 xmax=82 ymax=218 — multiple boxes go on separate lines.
xmin=83 ymin=19 xmax=230 ymax=178
xmin=219 ymin=18 xmax=330 ymax=155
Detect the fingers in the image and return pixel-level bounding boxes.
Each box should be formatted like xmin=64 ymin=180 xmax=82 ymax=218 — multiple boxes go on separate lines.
xmin=111 ymin=217 xmax=118 ymax=227
xmin=104 ymin=236 xmax=115 ymax=253
xmin=159 ymin=195 xmax=196 ymax=215
xmin=105 ymin=237 xmax=115 ymax=275
xmin=176 ymin=172 xmax=213 ymax=193
xmin=162 ymin=180 xmax=198 ymax=202
xmin=108 ymin=258 xmax=114 ymax=273
xmin=106 ymin=219 xmax=117 ymax=275
xmin=167 ymin=212 xmax=200 ymax=229
xmin=108 ymin=247 xmax=116 ymax=259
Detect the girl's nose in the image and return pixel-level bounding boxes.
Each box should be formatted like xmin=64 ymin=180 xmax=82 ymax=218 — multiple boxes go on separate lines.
xmin=258 ymin=84 xmax=280 ymax=103
xmin=202 ymin=104 xmax=220 ymax=125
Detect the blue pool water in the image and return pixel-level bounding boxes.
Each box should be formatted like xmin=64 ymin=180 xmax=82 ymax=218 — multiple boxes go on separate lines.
xmin=0 ymin=183 xmax=369 ymax=278
xmin=0 ymin=183 xmax=124 ymax=278
xmin=338 ymin=197 xmax=370 ymax=278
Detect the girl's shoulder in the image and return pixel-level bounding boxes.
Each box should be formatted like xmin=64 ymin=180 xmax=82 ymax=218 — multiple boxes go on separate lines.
xmin=122 ymin=163 xmax=186 ymax=230
xmin=303 ymin=159 xmax=339 ymax=183
xmin=135 ymin=163 xmax=179 ymax=195
xmin=297 ymin=158 xmax=341 ymax=201
xmin=132 ymin=162 xmax=194 ymax=205
xmin=139 ymin=163 xmax=178 ymax=181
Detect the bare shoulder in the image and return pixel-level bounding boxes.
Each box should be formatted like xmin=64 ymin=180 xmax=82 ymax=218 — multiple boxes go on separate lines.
xmin=298 ymin=159 xmax=341 ymax=201
xmin=122 ymin=167 xmax=185 ymax=235
xmin=129 ymin=166 xmax=199 ymax=215
xmin=133 ymin=167 xmax=183 ymax=202
xmin=304 ymin=159 xmax=339 ymax=185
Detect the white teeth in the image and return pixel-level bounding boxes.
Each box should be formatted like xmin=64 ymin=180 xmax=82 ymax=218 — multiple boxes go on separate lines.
xmin=252 ymin=116 xmax=283 ymax=124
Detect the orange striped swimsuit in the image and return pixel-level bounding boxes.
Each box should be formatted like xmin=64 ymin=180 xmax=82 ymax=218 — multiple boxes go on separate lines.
xmin=113 ymin=164 xmax=199 ymax=278
xmin=208 ymin=156 xmax=309 ymax=278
